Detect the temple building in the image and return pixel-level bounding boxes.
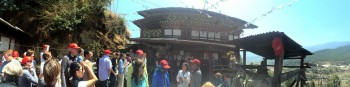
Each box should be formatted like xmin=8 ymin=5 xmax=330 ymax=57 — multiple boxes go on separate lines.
xmin=130 ymin=7 xmax=257 ymax=82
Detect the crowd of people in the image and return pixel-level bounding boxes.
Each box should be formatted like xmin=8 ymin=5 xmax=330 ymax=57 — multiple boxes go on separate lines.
xmin=0 ymin=43 xmax=231 ymax=87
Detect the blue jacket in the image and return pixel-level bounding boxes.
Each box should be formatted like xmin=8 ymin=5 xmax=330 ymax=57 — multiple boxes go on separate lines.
xmin=19 ymin=69 xmax=38 ymax=87
xmin=152 ymin=65 xmax=170 ymax=87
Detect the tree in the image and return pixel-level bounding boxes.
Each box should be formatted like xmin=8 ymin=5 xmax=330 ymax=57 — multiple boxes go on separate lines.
xmin=327 ymin=75 xmax=340 ymax=87
xmin=0 ymin=0 xmax=130 ymax=57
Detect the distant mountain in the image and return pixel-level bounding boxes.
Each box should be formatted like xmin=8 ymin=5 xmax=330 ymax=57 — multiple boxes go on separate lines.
xmin=305 ymin=41 xmax=350 ymax=52
xmin=243 ymin=41 xmax=350 ymax=65
xmin=305 ymin=45 xmax=350 ymax=65
xmin=241 ymin=52 xmax=263 ymax=64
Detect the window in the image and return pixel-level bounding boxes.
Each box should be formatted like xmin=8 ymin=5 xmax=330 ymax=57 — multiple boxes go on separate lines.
xmin=164 ymin=29 xmax=182 ymax=38
xmin=164 ymin=29 xmax=172 ymax=35
xmin=200 ymin=31 xmax=207 ymax=40
xmin=191 ymin=30 xmax=199 ymax=39
xmin=234 ymin=35 xmax=239 ymax=39
xmin=208 ymin=32 xmax=215 ymax=40
xmin=213 ymin=53 xmax=219 ymax=60
xmin=173 ymin=29 xmax=181 ymax=36
xmin=229 ymin=35 xmax=234 ymax=40
xmin=215 ymin=32 xmax=221 ymax=41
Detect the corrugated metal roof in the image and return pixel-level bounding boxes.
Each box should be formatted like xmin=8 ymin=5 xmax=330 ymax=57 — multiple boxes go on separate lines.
xmin=228 ymin=31 xmax=312 ymax=59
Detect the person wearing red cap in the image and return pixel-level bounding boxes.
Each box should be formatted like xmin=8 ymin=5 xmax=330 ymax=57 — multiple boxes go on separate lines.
xmin=98 ymin=49 xmax=118 ymax=87
xmin=152 ymin=60 xmax=171 ymax=87
xmin=190 ymin=58 xmax=202 ymax=87
xmin=126 ymin=49 xmax=149 ymax=87
xmin=12 ymin=50 xmax=22 ymax=63
xmin=19 ymin=56 xmax=38 ymax=87
xmin=24 ymin=49 xmax=37 ymax=71
xmin=60 ymin=43 xmax=82 ymax=87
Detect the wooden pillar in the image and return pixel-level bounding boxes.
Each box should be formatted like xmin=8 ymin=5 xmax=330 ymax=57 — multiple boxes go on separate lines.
xmin=273 ymin=54 xmax=284 ymax=87
xmin=242 ymin=50 xmax=247 ymax=87
xmin=300 ymin=55 xmax=306 ymax=87
xmin=296 ymin=80 xmax=300 ymax=87
xmin=273 ymin=37 xmax=284 ymax=87
xmin=208 ymin=46 xmax=213 ymax=81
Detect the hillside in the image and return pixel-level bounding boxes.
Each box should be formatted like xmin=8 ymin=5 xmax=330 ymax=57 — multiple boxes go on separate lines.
xmin=305 ymin=41 xmax=350 ymax=52
xmin=305 ymin=45 xmax=350 ymax=65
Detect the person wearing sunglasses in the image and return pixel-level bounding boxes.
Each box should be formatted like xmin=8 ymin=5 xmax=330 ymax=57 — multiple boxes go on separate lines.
xmin=19 ymin=56 xmax=38 ymax=87
xmin=70 ymin=62 xmax=98 ymax=87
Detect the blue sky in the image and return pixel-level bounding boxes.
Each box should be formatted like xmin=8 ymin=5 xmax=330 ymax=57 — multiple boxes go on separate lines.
xmin=111 ymin=0 xmax=350 ymax=47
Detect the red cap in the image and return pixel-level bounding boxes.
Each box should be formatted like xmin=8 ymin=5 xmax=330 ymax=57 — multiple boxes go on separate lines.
xmin=69 ymin=43 xmax=80 ymax=49
xmin=22 ymin=56 xmax=32 ymax=65
xmin=12 ymin=51 xmax=19 ymax=58
xmin=136 ymin=49 xmax=144 ymax=55
xmin=104 ymin=49 xmax=112 ymax=54
xmin=191 ymin=59 xmax=201 ymax=65
xmin=160 ymin=60 xmax=171 ymax=69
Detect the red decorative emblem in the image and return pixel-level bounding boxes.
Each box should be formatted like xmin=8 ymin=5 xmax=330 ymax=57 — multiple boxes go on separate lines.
xmin=272 ymin=37 xmax=284 ymax=57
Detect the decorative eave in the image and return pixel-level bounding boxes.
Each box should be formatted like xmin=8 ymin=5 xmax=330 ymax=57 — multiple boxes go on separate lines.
xmin=135 ymin=7 xmax=257 ymax=29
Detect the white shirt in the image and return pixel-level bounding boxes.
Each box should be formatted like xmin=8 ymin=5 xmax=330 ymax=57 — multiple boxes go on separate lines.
xmin=78 ymin=81 xmax=88 ymax=87
xmin=98 ymin=55 xmax=112 ymax=81
xmin=40 ymin=52 xmax=44 ymax=63
xmin=176 ymin=70 xmax=191 ymax=87
xmin=40 ymin=60 xmax=46 ymax=74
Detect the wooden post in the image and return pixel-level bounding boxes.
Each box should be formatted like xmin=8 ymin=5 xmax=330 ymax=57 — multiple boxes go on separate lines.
xmin=300 ymin=55 xmax=306 ymax=87
xmin=273 ymin=37 xmax=284 ymax=87
xmin=208 ymin=47 xmax=213 ymax=81
xmin=273 ymin=54 xmax=284 ymax=87
xmin=296 ymin=80 xmax=300 ymax=87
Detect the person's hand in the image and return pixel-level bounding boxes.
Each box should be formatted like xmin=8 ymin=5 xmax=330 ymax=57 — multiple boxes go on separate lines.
xmin=30 ymin=68 xmax=35 ymax=72
xmin=39 ymin=74 xmax=44 ymax=78
xmin=179 ymin=77 xmax=183 ymax=83
xmin=114 ymin=73 xmax=118 ymax=77
xmin=81 ymin=62 xmax=89 ymax=69
xmin=142 ymin=54 xmax=147 ymax=58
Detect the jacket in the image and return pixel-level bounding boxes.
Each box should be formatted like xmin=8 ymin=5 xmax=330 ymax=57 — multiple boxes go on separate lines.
xmin=152 ymin=65 xmax=170 ymax=87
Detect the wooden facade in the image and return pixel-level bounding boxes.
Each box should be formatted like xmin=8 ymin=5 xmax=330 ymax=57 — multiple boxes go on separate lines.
xmin=131 ymin=7 xmax=257 ymax=82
